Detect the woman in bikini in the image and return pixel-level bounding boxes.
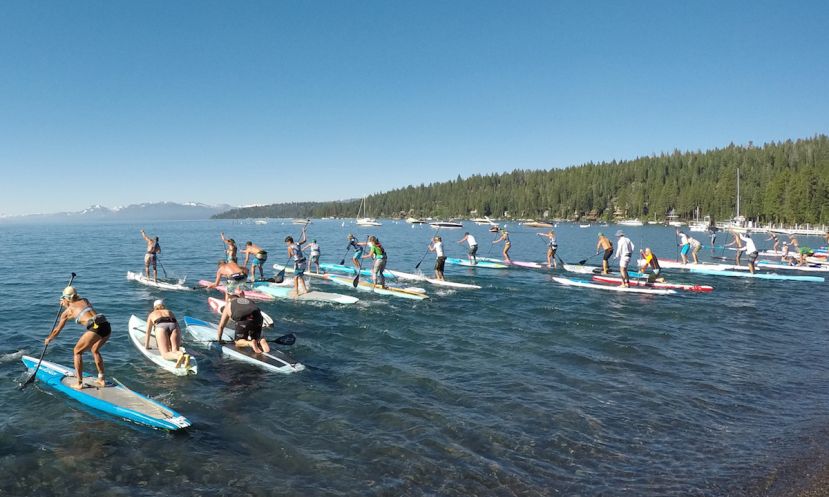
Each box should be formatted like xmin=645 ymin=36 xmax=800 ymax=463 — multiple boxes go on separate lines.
xmin=44 ymin=286 xmax=111 ymax=389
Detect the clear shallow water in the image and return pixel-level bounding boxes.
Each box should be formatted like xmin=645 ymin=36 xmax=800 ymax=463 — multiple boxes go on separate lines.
xmin=0 ymin=220 xmax=827 ymax=496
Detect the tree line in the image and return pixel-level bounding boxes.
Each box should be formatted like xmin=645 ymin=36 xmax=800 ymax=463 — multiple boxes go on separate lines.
xmin=214 ymin=135 xmax=829 ymax=224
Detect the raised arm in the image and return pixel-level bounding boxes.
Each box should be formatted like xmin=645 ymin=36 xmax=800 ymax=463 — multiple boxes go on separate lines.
xmin=140 ymin=229 xmax=152 ymax=243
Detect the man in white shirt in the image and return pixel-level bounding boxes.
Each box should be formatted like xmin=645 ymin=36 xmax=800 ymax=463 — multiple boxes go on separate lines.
xmin=739 ymin=232 xmax=759 ymax=274
xmin=614 ymin=230 xmax=635 ymax=287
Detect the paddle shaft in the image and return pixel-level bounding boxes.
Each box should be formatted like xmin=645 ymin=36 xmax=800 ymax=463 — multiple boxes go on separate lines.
xmin=353 ymin=236 xmax=370 ymax=287
xmin=20 ymin=272 xmax=76 ymax=389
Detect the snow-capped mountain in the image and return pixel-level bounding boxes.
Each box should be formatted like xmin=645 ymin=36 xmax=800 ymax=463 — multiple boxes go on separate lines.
xmin=0 ymin=202 xmax=232 ymax=223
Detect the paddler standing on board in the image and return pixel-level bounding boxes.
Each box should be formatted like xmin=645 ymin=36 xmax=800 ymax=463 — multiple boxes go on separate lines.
xmin=688 ymin=235 xmax=702 ymax=264
xmin=677 ymin=230 xmax=691 ymax=264
xmin=614 ymin=230 xmax=634 ymax=287
xmin=537 ymin=230 xmax=558 ymax=269
xmin=346 ymin=234 xmax=365 ymax=271
xmin=739 ymin=232 xmax=759 ymax=274
xmin=492 ymin=229 xmax=512 ymax=262
xmin=44 ymin=286 xmax=111 ymax=389
xmin=725 ymin=231 xmax=744 ymax=266
xmin=308 ymin=239 xmax=321 ymax=274
xmin=766 ymin=232 xmax=780 ymax=254
xmin=140 ymin=229 xmax=161 ymax=282
xmin=217 ymin=289 xmax=269 ymax=354
xmin=208 ymin=260 xmax=248 ymax=297
xmin=242 ymin=241 xmax=268 ymax=281
xmin=457 ymin=232 xmax=478 ymax=265
xmin=428 ymin=235 xmax=447 ymax=281
xmin=596 ymin=232 xmax=613 ymax=275
xmin=221 ymin=232 xmax=237 ymax=263
xmin=639 ymin=248 xmax=664 ymax=283
xmin=363 ymin=235 xmax=388 ymax=289
xmin=285 ymin=226 xmax=309 ymax=296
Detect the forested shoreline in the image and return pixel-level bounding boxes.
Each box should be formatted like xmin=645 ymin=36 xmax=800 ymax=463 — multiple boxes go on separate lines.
xmin=214 ymin=135 xmax=829 ymax=224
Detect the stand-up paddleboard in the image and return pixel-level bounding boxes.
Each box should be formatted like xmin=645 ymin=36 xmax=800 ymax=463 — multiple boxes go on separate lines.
xmin=445 ymin=258 xmax=508 ymax=269
xmin=552 ymin=276 xmax=676 ymax=295
xmin=591 ymin=275 xmax=713 ymax=292
xmin=127 ymin=271 xmax=192 ymax=291
xmin=252 ymin=282 xmax=360 ymax=305
xmin=563 ymin=263 xmax=605 ymax=274
xmin=273 ymin=263 xmax=331 ymax=280
xmin=326 ymin=274 xmax=429 ymax=300
xmin=183 ymin=316 xmax=304 ymax=374
xmin=478 ymin=257 xmax=544 ymax=269
xmin=207 ymin=297 xmax=275 ymax=327
xmin=318 ymin=262 xmax=397 ymax=280
xmin=21 ymin=355 xmax=191 ymax=430
xmin=756 ymin=261 xmax=829 ymax=273
xmin=384 ymin=269 xmax=481 ymax=290
xmin=688 ymin=267 xmax=825 ymax=282
xmin=197 ymin=280 xmax=275 ymax=301
xmin=640 ymin=259 xmax=736 ymax=271
xmin=128 ymin=315 xmax=198 ymax=376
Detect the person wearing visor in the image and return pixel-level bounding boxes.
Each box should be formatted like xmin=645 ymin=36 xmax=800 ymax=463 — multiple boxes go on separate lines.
xmin=44 ymin=286 xmax=111 ymax=389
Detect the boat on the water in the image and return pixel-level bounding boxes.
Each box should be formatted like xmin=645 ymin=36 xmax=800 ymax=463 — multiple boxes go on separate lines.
xmin=429 ymin=220 xmax=464 ymax=229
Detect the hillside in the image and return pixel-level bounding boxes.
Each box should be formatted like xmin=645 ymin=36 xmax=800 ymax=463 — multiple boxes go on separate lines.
xmin=214 ymin=136 xmax=829 ymax=224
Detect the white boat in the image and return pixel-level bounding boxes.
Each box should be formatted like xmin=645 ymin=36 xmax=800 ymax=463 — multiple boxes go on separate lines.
xmin=429 ymin=221 xmax=464 ymax=229
xmin=292 ymin=219 xmax=311 ymax=225
xmin=521 ymin=220 xmax=555 ymax=228
xmin=356 ymin=197 xmax=382 ymax=226
xmin=405 ymin=217 xmax=426 ymax=224
xmin=579 ymin=224 xmax=591 ymax=228
xmin=254 ymin=219 xmax=268 ymax=225
xmin=617 ymin=219 xmax=644 ymax=226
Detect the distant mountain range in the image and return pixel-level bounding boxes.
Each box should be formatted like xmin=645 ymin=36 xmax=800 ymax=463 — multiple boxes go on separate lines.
xmin=0 ymin=202 xmax=232 ymax=223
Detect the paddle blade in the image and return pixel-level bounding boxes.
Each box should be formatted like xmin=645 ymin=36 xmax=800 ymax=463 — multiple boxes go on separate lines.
xmin=274 ymin=333 xmax=296 ymax=346
xmin=414 ymin=261 xmax=422 ymax=269
xmin=352 ymin=274 xmax=360 ymax=287
xmin=18 ymin=373 xmax=36 ymax=390
xmin=339 ymin=259 xmax=345 ymax=265
xmin=274 ymin=270 xmax=286 ymax=284
xmin=578 ymin=259 xmax=587 ymax=265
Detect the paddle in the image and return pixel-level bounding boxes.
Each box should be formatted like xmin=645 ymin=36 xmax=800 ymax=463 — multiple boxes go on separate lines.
xmin=157 ymin=257 xmax=169 ymax=280
xmin=273 ymin=257 xmax=292 ymax=284
xmin=414 ymin=226 xmax=441 ymax=269
xmin=353 ymin=236 xmax=370 ymax=287
xmin=577 ymin=252 xmax=600 ymax=265
xmin=209 ymin=333 xmax=296 ymax=346
xmin=19 ymin=272 xmax=76 ymax=390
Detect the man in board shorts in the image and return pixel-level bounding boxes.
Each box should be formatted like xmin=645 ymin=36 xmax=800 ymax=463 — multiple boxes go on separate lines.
xmin=596 ymin=232 xmax=613 ymax=274
xmin=217 ymin=289 xmax=269 ymax=354
xmin=242 ymin=241 xmax=268 ymax=281
xmin=208 ymin=260 xmax=249 ymax=297
xmin=429 ymin=235 xmax=447 ymax=281
xmin=457 ymin=232 xmax=478 ymax=265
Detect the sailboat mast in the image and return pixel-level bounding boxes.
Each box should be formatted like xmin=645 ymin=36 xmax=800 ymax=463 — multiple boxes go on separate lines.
xmin=736 ymin=168 xmax=740 ymax=220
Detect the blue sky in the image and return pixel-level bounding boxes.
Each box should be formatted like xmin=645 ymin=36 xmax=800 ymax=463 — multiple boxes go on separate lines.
xmin=1 ymin=1 xmax=826 ymax=215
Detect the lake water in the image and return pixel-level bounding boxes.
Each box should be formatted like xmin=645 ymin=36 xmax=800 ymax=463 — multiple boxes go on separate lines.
xmin=0 ymin=219 xmax=827 ymax=496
